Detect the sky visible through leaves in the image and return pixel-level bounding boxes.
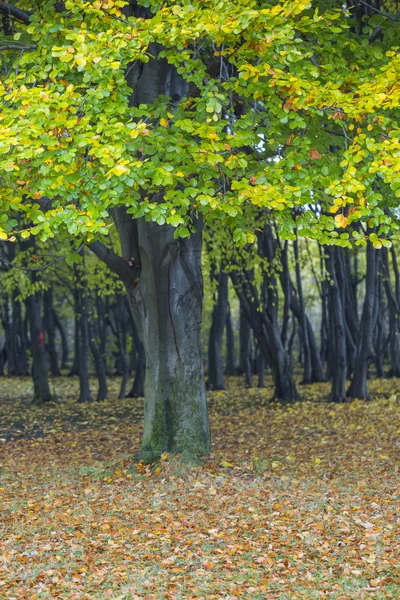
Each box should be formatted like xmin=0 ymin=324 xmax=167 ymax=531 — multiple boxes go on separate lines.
xmin=0 ymin=376 xmax=399 ymax=599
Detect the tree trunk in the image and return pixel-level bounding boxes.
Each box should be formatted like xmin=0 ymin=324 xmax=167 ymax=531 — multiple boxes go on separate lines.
xmin=384 ymin=247 xmax=400 ymax=376
xmin=239 ymin=307 xmax=252 ymax=387
xmin=89 ymin=38 xmax=210 ymax=460
xmin=115 ymin=217 xmax=210 ymax=461
xmin=43 ymin=289 xmax=60 ymax=377
xmin=347 ymin=242 xmax=377 ymax=399
xmin=75 ymin=257 xmax=92 ymax=403
xmin=225 ymin=303 xmax=236 ymax=375
xmin=126 ymin=315 xmax=145 ymax=398
xmin=26 ymin=290 xmax=52 ymax=404
xmin=207 ymin=269 xmax=228 ymax=390
xmin=325 ymin=246 xmax=347 ymax=403
xmin=53 ymin=309 xmax=69 ymax=371
xmin=293 ymin=238 xmax=312 ymax=383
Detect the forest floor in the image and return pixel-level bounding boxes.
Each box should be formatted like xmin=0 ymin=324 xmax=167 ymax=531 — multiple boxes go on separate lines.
xmin=0 ymin=376 xmax=399 ymax=599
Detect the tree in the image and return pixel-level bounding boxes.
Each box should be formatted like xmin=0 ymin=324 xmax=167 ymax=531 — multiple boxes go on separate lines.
xmin=1 ymin=0 xmax=400 ymax=453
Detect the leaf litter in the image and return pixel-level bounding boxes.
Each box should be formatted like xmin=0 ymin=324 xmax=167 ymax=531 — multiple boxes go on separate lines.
xmin=0 ymin=376 xmax=399 ymax=599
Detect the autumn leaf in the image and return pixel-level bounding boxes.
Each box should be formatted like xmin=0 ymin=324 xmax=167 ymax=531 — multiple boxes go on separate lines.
xmin=309 ymin=148 xmax=322 ymax=160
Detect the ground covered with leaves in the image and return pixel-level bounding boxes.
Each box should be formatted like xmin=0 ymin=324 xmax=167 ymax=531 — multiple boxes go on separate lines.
xmin=0 ymin=376 xmax=399 ymax=599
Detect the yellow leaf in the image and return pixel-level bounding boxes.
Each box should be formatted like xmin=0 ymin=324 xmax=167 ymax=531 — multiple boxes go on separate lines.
xmin=113 ymin=164 xmax=129 ymax=176
xmin=75 ymin=56 xmax=86 ymax=67
xmin=221 ymin=461 xmax=233 ymax=468
xmin=334 ymin=213 xmax=348 ymax=228
xmin=160 ymin=118 xmax=169 ymax=127
xmin=0 ymin=229 xmax=7 ymax=241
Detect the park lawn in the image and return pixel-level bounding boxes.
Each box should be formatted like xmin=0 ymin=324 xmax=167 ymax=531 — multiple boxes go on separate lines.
xmin=0 ymin=376 xmax=399 ymax=599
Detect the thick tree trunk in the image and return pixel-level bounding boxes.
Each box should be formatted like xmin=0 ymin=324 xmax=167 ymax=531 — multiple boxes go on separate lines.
xmin=325 ymin=247 xmax=347 ymax=403
xmin=89 ymin=37 xmax=210 ymax=459
xmin=116 ymin=218 xmax=210 ymax=461
xmin=347 ymin=242 xmax=377 ymax=399
xmin=207 ymin=269 xmax=228 ymax=390
xmin=26 ymin=290 xmax=52 ymax=404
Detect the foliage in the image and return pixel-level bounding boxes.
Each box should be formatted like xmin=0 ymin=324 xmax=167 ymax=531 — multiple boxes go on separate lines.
xmin=0 ymin=0 xmax=399 ymax=247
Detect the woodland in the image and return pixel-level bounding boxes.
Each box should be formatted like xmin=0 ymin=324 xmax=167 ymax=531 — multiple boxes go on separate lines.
xmin=0 ymin=0 xmax=400 ymax=598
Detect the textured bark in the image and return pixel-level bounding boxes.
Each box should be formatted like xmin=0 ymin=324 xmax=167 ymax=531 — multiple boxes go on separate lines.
xmin=347 ymin=242 xmax=377 ymax=400
xmin=207 ymin=269 xmax=228 ymax=390
xmin=89 ymin=27 xmax=210 ymax=459
xmin=121 ymin=220 xmax=210 ymax=461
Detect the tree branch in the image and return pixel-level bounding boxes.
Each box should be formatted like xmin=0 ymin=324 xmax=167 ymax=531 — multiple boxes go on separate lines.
xmin=88 ymin=240 xmax=139 ymax=286
xmin=0 ymin=43 xmax=37 ymax=51
xmin=0 ymin=1 xmax=32 ymax=24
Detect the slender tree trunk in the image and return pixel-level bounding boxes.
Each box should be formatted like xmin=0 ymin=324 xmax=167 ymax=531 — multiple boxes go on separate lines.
xmin=347 ymin=242 xmax=377 ymax=399
xmin=382 ymin=248 xmax=400 ymax=376
xmin=53 ymin=309 xmax=69 ymax=371
xmin=257 ymin=346 xmax=265 ymax=388
xmin=44 ymin=289 xmax=60 ymax=377
xmin=239 ymin=307 xmax=252 ymax=387
xmin=88 ymin=317 xmax=108 ymax=402
xmin=225 ymin=303 xmax=236 ymax=375
xmin=280 ymin=241 xmax=291 ymax=347
xmin=231 ymin=226 xmax=298 ymax=404
xmin=75 ymin=255 xmax=92 ymax=403
xmin=126 ymin=315 xmax=145 ymax=398
xmin=293 ymin=238 xmax=312 ymax=383
xmin=325 ymin=246 xmax=347 ymax=403
xmin=207 ymin=269 xmax=228 ymax=390
xmin=26 ymin=289 xmax=52 ymax=404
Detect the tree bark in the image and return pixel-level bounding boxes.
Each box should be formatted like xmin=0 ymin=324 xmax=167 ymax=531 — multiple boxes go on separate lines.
xmin=43 ymin=289 xmax=60 ymax=377
xmin=128 ymin=221 xmax=210 ymax=460
xmin=26 ymin=289 xmax=52 ymax=404
xmin=293 ymin=238 xmax=312 ymax=383
xmin=325 ymin=246 xmax=347 ymax=403
xmin=207 ymin=269 xmax=228 ymax=390
xmin=347 ymin=242 xmax=377 ymax=399
xmin=239 ymin=307 xmax=252 ymax=387
xmin=225 ymin=303 xmax=236 ymax=375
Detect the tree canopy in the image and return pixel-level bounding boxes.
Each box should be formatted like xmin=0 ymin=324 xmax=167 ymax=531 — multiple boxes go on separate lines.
xmin=1 ymin=0 xmax=399 ymax=248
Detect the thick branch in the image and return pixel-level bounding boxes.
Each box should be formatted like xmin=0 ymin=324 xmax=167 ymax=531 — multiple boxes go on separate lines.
xmin=0 ymin=1 xmax=32 ymax=24
xmin=88 ymin=240 xmax=138 ymax=285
